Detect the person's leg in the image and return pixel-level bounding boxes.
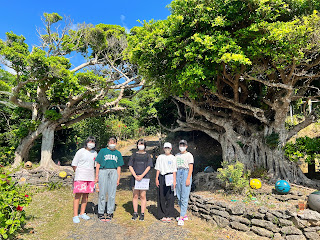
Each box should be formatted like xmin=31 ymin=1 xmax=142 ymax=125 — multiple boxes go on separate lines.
xmin=98 ymin=170 xmax=108 ymax=215
xmin=107 ymin=169 xmax=118 ymax=214
xmin=132 ymin=189 xmax=139 ymax=213
xmin=165 ymin=184 xmax=175 ymax=219
xmin=140 ymin=190 xmax=147 ymax=214
xmin=176 ymin=169 xmax=183 ymax=211
xmin=73 ymin=193 xmax=81 ymax=217
xmin=180 ymin=170 xmax=192 ymax=218
xmin=157 ymin=175 xmax=166 ymax=220
xmin=80 ymin=193 xmax=89 ymax=215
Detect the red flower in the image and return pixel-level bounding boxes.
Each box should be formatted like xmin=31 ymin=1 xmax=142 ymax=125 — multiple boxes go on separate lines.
xmin=25 ymin=194 xmax=29 ymax=198
xmin=107 ymin=125 xmax=109 ymax=128
xmin=124 ymin=125 xmax=127 ymax=128
xmin=118 ymin=125 xmax=121 ymax=127
xmin=16 ymin=205 xmax=23 ymax=211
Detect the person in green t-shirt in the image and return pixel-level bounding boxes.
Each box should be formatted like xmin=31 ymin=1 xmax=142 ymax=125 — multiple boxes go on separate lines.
xmin=95 ymin=136 xmax=124 ymax=222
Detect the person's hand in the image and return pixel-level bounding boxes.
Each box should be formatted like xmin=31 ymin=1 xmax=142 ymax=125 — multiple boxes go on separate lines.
xmin=186 ymin=178 xmax=190 ymax=187
xmin=137 ymin=175 xmax=143 ymax=181
xmin=117 ymin=178 xmax=120 ymax=186
xmin=95 ymin=178 xmax=98 ymax=184
xmin=156 ymin=179 xmax=159 ymax=187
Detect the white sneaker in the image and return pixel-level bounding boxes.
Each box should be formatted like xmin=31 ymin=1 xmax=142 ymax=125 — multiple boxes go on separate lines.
xmin=177 ymin=216 xmax=188 ymax=221
xmin=177 ymin=217 xmax=184 ymax=226
xmin=79 ymin=213 xmax=90 ymax=220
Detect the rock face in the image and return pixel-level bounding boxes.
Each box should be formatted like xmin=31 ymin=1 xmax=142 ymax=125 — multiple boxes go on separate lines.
xmin=188 ymin=192 xmax=320 ymax=240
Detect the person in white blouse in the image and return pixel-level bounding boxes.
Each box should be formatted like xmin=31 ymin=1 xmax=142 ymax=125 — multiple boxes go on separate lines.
xmin=71 ymin=136 xmax=97 ymax=223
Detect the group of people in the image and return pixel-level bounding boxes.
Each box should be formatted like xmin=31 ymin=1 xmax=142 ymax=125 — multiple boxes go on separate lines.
xmin=71 ymin=136 xmax=194 ymax=226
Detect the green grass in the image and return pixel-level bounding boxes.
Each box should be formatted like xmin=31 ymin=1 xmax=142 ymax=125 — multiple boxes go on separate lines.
xmin=20 ymin=186 xmax=74 ymax=240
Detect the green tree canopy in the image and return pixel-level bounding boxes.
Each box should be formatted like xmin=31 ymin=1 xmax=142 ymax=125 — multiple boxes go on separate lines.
xmin=0 ymin=13 xmax=143 ymax=168
xmin=128 ymin=0 xmax=320 ymax=185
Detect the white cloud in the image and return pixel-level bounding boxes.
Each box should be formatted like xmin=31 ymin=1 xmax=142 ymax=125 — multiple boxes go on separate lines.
xmin=70 ymin=23 xmax=78 ymax=31
xmin=3 ymin=65 xmax=16 ymax=75
xmin=120 ymin=15 xmax=130 ymax=33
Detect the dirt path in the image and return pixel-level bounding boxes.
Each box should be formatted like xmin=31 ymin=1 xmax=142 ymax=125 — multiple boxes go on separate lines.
xmin=67 ymin=137 xmax=190 ymax=240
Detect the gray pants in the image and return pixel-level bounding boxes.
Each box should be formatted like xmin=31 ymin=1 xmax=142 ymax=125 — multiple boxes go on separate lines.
xmin=98 ymin=169 xmax=118 ymax=214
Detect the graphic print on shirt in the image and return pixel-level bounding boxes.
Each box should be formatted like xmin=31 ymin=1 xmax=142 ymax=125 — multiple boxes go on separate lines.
xmin=104 ymin=154 xmax=118 ymax=162
xmin=176 ymin=157 xmax=185 ymax=166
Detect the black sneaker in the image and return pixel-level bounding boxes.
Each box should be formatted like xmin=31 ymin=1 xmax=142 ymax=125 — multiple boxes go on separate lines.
xmin=98 ymin=214 xmax=105 ymax=222
xmin=132 ymin=212 xmax=138 ymax=220
xmin=106 ymin=213 xmax=113 ymax=221
xmin=139 ymin=213 xmax=144 ymax=221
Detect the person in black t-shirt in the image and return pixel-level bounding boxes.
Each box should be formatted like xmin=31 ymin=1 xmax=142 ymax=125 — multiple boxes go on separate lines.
xmin=128 ymin=139 xmax=153 ymax=221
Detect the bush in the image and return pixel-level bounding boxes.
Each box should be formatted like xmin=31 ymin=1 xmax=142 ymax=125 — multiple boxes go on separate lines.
xmin=284 ymin=136 xmax=320 ymax=164
xmin=217 ymin=161 xmax=250 ymax=193
xmin=0 ymin=169 xmax=31 ymax=239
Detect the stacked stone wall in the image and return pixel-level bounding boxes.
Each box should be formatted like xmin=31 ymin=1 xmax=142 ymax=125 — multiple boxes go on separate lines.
xmin=189 ymin=193 xmax=320 ymax=240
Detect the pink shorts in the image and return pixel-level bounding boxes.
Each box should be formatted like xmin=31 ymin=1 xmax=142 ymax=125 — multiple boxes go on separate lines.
xmin=73 ymin=181 xmax=95 ymax=194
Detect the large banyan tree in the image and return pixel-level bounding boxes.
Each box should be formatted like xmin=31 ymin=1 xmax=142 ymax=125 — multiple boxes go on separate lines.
xmin=128 ymin=0 xmax=320 ymax=185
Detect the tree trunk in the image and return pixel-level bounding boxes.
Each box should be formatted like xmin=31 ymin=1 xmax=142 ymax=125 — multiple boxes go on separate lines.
xmin=39 ymin=125 xmax=58 ymax=169
xmin=12 ymin=122 xmax=50 ymax=168
xmin=12 ymin=136 xmax=35 ymax=168
xmin=219 ymin=131 xmax=315 ymax=187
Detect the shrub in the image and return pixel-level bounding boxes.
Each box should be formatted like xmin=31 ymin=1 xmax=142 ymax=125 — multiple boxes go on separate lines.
xmin=217 ymin=161 xmax=250 ymax=193
xmin=0 ymin=169 xmax=31 ymax=239
xmin=284 ymin=136 xmax=320 ymax=164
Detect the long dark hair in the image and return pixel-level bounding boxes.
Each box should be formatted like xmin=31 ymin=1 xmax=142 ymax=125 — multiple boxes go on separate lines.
xmin=84 ymin=136 xmax=97 ymax=149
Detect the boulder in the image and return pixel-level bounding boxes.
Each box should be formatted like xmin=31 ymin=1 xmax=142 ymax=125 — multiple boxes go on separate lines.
xmin=304 ymin=231 xmax=320 ymax=240
xmin=251 ymin=226 xmax=274 ymax=238
xmin=298 ymin=209 xmax=320 ymax=221
xmin=281 ymin=226 xmax=303 ymax=235
xmin=251 ymin=219 xmax=280 ymax=232
xmin=210 ymin=209 xmax=230 ymax=219
xmin=285 ymin=235 xmax=306 ymax=240
xmin=229 ymin=215 xmax=251 ymax=225
xmin=230 ymin=221 xmax=250 ymax=232
xmin=212 ymin=215 xmax=229 ymax=228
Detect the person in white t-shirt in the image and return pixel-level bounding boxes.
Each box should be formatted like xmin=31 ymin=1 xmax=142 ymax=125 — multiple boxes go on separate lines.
xmin=175 ymin=140 xmax=194 ymax=226
xmin=71 ymin=136 xmax=98 ymax=223
xmin=155 ymin=142 xmax=177 ymax=223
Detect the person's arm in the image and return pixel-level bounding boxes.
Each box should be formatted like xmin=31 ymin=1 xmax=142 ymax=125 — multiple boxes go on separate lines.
xmin=117 ymin=166 xmax=121 ymax=186
xmin=173 ymin=171 xmax=176 ymax=189
xmin=95 ymin=163 xmax=100 ymax=183
xmin=129 ymin=166 xmax=138 ymax=179
xmin=71 ymin=150 xmax=80 ymax=172
xmin=139 ymin=166 xmax=151 ymax=180
xmin=186 ymin=163 xmax=193 ymax=186
xmin=156 ymin=170 xmax=160 ymax=187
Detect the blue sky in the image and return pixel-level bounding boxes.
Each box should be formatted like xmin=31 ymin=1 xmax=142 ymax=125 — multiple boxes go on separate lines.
xmin=0 ymin=0 xmax=172 ymax=71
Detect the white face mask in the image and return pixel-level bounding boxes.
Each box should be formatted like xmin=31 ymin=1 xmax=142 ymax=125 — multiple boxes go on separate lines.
xmin=164 ymin=149 xmax=171 ymax=154
xmin=179 ymin=146 xmax=187 ymax=152
xmin=138 ymin=145 xmax=145 ymax=151
xmin=108 ymin=144 xmax=116 ymax=150
xmin=87 ymin=143 xmax=95 ymax=149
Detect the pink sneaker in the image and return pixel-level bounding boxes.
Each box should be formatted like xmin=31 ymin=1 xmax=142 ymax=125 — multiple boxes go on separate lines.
xmin=183 ymin=215 xmax=188 ymax=221
xmin=178 ymin=217 xmax=184 ymax=226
